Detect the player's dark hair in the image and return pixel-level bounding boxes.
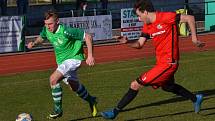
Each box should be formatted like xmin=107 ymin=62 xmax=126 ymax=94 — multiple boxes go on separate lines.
xmin=134 ymin=0 xmax=155 ymax=13
xmin=44 ymin=10 xmax=58 ymax=20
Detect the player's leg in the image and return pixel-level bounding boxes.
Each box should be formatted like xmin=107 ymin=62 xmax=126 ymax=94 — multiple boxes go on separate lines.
xmin=161 ymin=78 xmax=203 ymax=113
xmin=48 ymin=70 xmax=64 ymax=119
xmin=68 ymin=80 xmax=98 ymax=117
xmin=62 ymin=59 xmax=97 ymax=117
xmin=101 ymin=64 xmax=171 ymax=119
xmin=116 ymin=80 xmax=141 ymax=110
xmin=48 ymin=59 xmax=80 ymax=119
xmin=101 ymin=80 xmax=141 ymax=119
xmin=162 ymin=78 xmax=196 ymax=101
xmin=112 ymin=65 xmax=171 ymax=110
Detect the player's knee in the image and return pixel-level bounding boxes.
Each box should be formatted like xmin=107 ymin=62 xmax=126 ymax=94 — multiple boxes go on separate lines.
xmin=49 ymin=75 xmax=58 ymax=86
xmin=162 ymin=84 xmax=175 ymax=92
xmin=130 ymin=80 xmax=142 ymax=90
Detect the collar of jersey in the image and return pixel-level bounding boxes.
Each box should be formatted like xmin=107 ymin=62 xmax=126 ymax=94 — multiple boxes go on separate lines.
xmin=55 ymin=24 xmax=61 ymax=33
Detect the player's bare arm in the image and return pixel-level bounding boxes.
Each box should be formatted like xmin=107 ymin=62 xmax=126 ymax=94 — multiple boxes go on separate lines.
xmin=113 ymin=36 xmax=128 ymax=44
xmin=84 ymin=33 xmax=95 ymax=66
xmin=114 ymin=36 xmax=147 ymax=49
xmin=27 ymin=36 xmax=44 ymax=49
xmin=180 ymin=14 xmax=205 ymax=48
xmin=132 ymin=37 xmax=147 ymax=49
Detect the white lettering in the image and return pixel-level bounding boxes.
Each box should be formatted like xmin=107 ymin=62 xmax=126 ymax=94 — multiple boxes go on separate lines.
xmin=151 ymin=30 xmax=166 ymax=37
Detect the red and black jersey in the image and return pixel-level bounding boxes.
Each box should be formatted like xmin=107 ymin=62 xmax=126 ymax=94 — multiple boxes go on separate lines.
xmin=142 ymin=12 xmax=180 ymax=64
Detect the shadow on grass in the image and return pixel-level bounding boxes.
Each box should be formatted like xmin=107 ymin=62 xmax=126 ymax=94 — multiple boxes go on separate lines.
xmin=125 ymin=106 xmax=215 ymax=121
xmin=125 ymin=110 xmax=194 ymax=121
xmin=202 ymin=107 xmax=215 ymax=116
xmin=70 ymin=89 xmax=215 ymax=121
xmin=123 ymin=89 xmax=215 ymax=112
xmin=204 ymin=112 xmax=215 ymax=116
xmin=69 ymin=115 xmax=102 ymax=121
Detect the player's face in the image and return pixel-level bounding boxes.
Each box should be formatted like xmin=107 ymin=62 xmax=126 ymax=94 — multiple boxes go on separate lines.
xmin=136 ymin=9 xmax=150 ymax=24
xmin=44 ymin=17 xmax=59 ymax=33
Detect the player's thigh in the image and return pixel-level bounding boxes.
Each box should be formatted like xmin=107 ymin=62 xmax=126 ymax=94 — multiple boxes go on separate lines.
xmin=57 ymin=59 xmax=82 ymax=85
xmin=64 ymin=71 xmax=80 ymax=91
xmin=139 ymin=64 xmax=178 ymax=87
xmin=57 ymin=59 xmax=81 ymax=76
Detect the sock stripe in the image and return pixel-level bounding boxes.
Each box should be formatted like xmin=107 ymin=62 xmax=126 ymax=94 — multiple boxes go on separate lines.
xmin=79 ymin=89 xmax=87 ymax=97
xmin=76 ymin=84 xmax=90 ymax=100
xmin=52 ymin=92 xmax=62 ymax=96
xmin=51 ymin=83 xmax=63 ymax=112
xmin=52 ymin=87 xmax=62 ymax=92
xmin=53 ymin=97 xmax=62 ymax=101
xmin=82 ymin=91 xmax=89 ymax=99
xmin=53 ymin=94 xmax=62 ymax=99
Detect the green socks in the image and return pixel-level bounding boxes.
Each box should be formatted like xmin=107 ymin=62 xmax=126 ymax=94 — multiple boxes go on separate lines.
xmin=51 ymin=83 xmax=63 ymax=113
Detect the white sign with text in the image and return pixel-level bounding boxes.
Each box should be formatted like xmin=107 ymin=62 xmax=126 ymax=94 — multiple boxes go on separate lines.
xmin=60 ymin=15 xmax=112 ymax=41
xmin=121 ymin=8 xmax=143 ymax=40
xmin=0 ymin=16 xmax=23 ymax=53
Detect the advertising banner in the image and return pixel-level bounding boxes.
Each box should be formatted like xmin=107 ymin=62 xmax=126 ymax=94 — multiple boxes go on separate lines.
xmin=0 ymin=16 xmax=24 ymax=53
xmin=60 ymin=15 xmax=112 ymax=41
xmin=121 ymin=8 xmax=143 ymax=40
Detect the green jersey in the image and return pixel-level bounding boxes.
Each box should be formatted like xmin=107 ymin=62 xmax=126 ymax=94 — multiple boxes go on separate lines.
xmin=40 ymin=24 xmax=85 ymax=65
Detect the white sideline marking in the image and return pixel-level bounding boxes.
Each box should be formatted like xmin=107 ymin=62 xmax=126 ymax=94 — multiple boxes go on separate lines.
xmin=0 ymin=56 xmax=214 ymax=87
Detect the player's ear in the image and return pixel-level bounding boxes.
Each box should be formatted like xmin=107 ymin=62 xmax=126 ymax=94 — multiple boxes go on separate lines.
xmin=56 ymin=18 xmax=60 ymax=24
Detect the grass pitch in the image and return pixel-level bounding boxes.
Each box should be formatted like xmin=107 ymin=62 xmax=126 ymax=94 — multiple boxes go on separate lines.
xmin=0 ymin=51 xmax=215 ymax=121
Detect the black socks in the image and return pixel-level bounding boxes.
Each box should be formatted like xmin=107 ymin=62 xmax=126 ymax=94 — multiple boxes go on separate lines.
xmin=116 ymin=88 xmax=139 ymax=110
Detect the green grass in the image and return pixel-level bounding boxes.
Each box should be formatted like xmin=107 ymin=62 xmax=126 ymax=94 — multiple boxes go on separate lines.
xmin=0 ymin=51 xmax=215 ymax=121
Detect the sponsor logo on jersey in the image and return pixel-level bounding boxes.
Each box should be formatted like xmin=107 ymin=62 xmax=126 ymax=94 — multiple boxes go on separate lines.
xmin=157 ymin=24 xmax=163 ymax=29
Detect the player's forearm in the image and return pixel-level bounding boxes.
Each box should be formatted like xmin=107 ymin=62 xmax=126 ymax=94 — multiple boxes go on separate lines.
xmin=32 ymin=36 xmax=44 ymax=46
xmin=127 ymin=37 xmax=146 ymax=49
xmin=187 ymin=15 xmax=198 ymax=42
xmin=128 ymin=41 xmax=142 ymax=49
xmin=181 ymin=15 xmax=198 ymax=42
xmin=85 ymin=34 xmax=94 ymax=57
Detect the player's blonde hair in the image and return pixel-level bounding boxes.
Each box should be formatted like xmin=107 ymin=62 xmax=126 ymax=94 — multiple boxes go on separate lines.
xmin=44 ymin=10 xmax=58 ymax=21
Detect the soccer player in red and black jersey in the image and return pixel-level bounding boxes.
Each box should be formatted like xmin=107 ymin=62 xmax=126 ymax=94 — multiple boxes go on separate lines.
xmin=101 ymin=0 xmax=205 ymax=119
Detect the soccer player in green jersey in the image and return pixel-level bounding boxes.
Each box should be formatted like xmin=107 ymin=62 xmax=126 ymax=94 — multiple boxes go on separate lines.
xmin=27 ymin=10 xmax=97 ymax=119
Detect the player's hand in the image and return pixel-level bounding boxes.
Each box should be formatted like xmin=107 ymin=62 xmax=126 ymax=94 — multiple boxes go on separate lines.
xmin=193 ymin=40 xmax=205 ymax=48
xmin=86 ymin=56 xmax=95 ymax=66
xmin=27 ymin=42 xmax=35 ymax=49
xmin=113 ymin=36 xmax=128 ymax=44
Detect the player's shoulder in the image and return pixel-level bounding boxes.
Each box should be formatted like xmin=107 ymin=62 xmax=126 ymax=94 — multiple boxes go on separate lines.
xmin=63 ymin=29 xmax=73 ymax=38
xmin=61 ymin=24 xmax=83 ymax=38
xmin=156 ymin=11 xmax=177 ymax=23
xmin=157 ymin=11 xmax=176 ymax=17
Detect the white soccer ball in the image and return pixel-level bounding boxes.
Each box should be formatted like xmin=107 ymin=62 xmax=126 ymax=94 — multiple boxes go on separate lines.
xmin=15 ymin=113 xmax=33 ymax=121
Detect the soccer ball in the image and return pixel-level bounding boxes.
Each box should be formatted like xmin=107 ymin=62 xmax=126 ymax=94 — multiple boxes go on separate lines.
xmin=15 ymin=113 xmax=33 ymax=121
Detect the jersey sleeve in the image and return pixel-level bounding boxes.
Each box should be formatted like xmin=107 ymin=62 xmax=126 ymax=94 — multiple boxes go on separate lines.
xmin=39 ymin=27 xmax=47 ymax=40
xmin=140 ymin=32 xmax=150 ymax=40
xmin=64 ymin=27 xmax=85 ymax=41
